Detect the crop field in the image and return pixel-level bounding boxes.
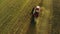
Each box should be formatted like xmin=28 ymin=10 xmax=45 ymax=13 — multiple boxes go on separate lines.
xmin=0 ymin=0 xmax=60 ymax=34
xmin=0 ymin=0 xmax=40 ymax=34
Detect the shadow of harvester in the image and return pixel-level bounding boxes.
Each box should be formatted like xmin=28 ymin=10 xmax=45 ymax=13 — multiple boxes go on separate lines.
xmin=26 ymin=8 xmax=36 ymax=34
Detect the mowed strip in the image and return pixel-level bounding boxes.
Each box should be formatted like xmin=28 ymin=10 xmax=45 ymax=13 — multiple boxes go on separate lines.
xmin=36 ymin=0 xmax=53 ymax=34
